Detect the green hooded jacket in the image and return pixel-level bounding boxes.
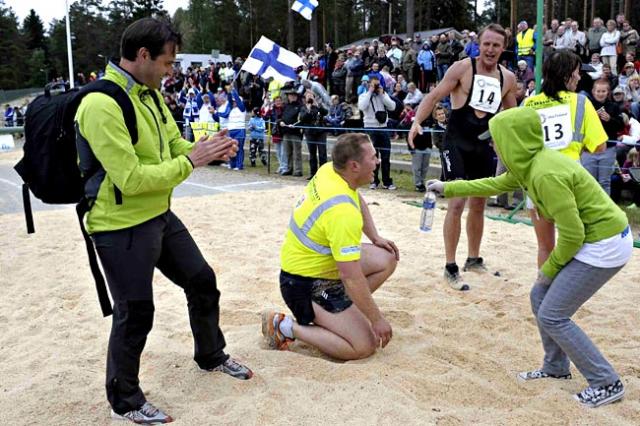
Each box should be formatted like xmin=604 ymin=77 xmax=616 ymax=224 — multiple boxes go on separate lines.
xmin=444 ymin=107 xmax=628 ymax=278
xmin=75 ymin=63 xmax=194 ymax=233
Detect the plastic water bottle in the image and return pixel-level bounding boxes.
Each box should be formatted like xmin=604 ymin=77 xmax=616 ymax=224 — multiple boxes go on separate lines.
xmin=419 ymin=191 xmax=437 ymax=232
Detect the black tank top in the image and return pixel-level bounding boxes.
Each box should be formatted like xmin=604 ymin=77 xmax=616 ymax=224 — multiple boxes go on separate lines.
xmin=445 ymin=58 xmax=504 ymax=150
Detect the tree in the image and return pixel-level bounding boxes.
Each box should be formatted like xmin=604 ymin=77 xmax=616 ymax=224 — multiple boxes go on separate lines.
xmin=0 ymin=2 xmax=27 ymax=89
xmin=22 ymin=9 xmax=46 ymax=51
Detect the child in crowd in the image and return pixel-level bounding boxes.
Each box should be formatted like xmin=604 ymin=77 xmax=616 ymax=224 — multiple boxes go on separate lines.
xmin=248 ymin=107 xmax=267 ymax=167
xmin=430 ymin=104 xmax=448 ymax=152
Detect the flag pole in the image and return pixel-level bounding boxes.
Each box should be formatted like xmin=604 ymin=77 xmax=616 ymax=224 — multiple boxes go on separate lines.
xmin=65 ymin=0 xmax=75 ymax=89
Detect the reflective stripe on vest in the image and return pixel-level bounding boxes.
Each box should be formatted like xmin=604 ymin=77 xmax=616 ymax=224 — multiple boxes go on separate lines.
xmin=572 ymin=94 xmax=586 ymax=143
xmin=517 ymin=29 xmax=535 ymax=56
xmin=288 ymin=194 xmax=359 ymax=254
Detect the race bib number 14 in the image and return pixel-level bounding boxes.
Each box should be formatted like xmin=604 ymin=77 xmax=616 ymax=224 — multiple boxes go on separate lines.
xmin=469 ymin=74 xmax=501 ymax=114
xmin=537 ymin=105 xmax=572 ymax=150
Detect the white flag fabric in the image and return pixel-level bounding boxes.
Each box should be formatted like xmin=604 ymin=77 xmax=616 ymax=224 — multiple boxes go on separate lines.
xmin=291 ymin=0 xmax=318 ymax=21
xmin=240 ymin=36 xmax=304 ymax=83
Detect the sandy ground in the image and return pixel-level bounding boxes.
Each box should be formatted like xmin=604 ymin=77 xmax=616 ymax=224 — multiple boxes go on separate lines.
xmin=1 ymin=150 xmax=639 ymax=425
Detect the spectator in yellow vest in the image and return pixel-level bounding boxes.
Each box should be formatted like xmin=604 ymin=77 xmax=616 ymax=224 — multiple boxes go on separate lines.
xmin=516 ymin=20 xmax=536 ymax=70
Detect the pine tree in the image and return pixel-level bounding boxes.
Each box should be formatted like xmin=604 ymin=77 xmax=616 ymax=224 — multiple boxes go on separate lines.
xmin=0 ymin=2 xmax=27 ymax=89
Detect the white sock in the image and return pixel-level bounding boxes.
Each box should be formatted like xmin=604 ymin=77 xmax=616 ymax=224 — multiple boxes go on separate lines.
xmin=278 ymin=315 xmax=295 ymax=339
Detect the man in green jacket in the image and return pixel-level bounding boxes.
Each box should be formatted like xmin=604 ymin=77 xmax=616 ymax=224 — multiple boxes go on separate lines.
xmin=75 ymin=18 xmax=252 ymax=424
xmin=427 ymin=107 xmax=632 ymax=408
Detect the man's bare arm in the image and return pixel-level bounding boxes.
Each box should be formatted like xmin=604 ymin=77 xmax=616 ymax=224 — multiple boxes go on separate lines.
xmin=408 ymin=59 xmax=467 ymax=146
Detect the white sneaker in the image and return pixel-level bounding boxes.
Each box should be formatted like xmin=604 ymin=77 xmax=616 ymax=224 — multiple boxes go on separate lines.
xmin=517 ymin=369 xmax=572 ymax=382
xmin=111 ymin=401 xmax=173 ymax=424
xmin=574 ymin=380 xmax=624 ymax=408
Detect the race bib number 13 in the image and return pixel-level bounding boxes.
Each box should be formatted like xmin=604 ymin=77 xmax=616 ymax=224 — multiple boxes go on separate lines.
xmin=536 ymin=105 xmax=572 ymax=150
xmin=469 ymin=74 xmax=501 ymax=114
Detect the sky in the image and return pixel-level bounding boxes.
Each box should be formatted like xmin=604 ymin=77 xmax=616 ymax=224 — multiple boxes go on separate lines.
xmin=8 ymin=0 xmax=488 ymax=28
xmin=5 ymin=0 xmax=189 ymax=27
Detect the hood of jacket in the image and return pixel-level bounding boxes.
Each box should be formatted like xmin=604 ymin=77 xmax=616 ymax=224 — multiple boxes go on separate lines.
xmin=488 ymin=107 xmax=544 ymax=186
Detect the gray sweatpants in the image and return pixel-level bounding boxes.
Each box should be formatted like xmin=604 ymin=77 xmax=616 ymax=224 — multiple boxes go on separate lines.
xmin=530 ymin=259 xmax=623 ymax=388
xmin=411 ymin=150 xmax=431 ymax=187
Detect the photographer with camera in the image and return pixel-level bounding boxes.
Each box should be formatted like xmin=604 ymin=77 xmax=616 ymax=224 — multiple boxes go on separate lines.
xmin=358 ymin=75 xmax=397 ymax=189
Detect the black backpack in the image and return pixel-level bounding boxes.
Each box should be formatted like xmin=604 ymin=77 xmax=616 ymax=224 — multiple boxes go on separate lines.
xmin=14 ymin=80 xmax=138 ymax=317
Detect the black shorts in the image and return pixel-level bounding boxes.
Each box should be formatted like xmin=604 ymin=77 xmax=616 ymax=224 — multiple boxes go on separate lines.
xmin=279 ymin=270 xmax=353 ymax=325
xmin=440 ymin=141 xmax=496 ymax=181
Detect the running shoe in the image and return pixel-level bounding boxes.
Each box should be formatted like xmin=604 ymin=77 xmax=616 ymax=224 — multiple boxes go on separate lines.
xmin=463 ymin=257 xmax=488 ymax=273
xmin=369 ymin=183 xmax=378 ymax=190
xmin=261 ymin=310 xmax=293 ymax=350
xmin=444 ymin=268 xmax=470 ymax=291
xmin=574 ymin=380 xmax=624 ymax=408
xmin=382 ymin=184 xmax=397 ymax=190
xmin=517 ymin=369 xmax=572 ymax=382
xmin=202 ymin=358 xmax=253 ymax=380
xmin=111 ymin=401 xmax=173 ymax=424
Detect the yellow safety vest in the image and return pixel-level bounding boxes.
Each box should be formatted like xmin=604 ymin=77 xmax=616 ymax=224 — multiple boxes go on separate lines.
xmin=517 ymin=29 xmax=535 ymax=56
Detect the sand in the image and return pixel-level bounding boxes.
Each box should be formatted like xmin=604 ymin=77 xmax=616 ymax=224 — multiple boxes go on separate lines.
xmin=1 ymin=152 xmax=639 ymax=425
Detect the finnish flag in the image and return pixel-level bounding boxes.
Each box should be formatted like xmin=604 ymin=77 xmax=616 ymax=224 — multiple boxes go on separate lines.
xmin=291 ymin=0 xmax=318 ymax=21
xmin=241 ymin=36 xmax=304 ymax=82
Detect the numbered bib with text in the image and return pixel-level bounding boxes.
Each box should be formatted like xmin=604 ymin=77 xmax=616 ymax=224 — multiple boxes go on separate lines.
xmin=536 ymin=105 xmax=572 ymax=150
xmin=468 ymin=74 xmax=501 ymax=114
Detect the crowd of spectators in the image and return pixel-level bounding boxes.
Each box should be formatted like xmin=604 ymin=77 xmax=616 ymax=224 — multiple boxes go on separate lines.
xmin=6 ymin=14 xmax=640 ymax=203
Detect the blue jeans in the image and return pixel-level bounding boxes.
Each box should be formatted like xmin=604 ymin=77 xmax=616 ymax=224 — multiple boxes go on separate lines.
xmin=437 ymin=64 xmax=449 ymax=81
xmin=274 ymin=141 xmax=285 ymax=173
xmin=228 ymin=129 xmax=245 ymax=169
xmin=581 ymin=147 xmax=616 ymax=195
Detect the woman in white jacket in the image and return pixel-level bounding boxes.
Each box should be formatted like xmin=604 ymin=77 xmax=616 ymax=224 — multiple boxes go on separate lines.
xmin=600 ymin=20 xmax=621 ymax=75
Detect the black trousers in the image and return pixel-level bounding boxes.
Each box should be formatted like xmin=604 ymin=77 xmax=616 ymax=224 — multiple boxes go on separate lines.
xmin=368 ymin=129 xmax=393 ymax=186
xmin=92 ymin=211 xmax=228 ymax=414
xmin=306 ymin=131 xmax=327 ymax=176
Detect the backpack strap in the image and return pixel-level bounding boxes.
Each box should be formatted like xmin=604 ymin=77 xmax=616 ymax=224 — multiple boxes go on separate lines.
xmin=22 ymin=184 xmax=34 ymax=234
xmin=76 ymin=199 xmax=113 ymax=317
xmin=79 ymin=80 xmax=138 ymax=145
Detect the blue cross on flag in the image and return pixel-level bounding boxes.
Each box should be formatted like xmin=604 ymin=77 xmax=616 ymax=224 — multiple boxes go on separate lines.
xmin=240 ymin=36 xmax=304 ymax=82
xmin=291 ymin=0 xmax=318 ymax=20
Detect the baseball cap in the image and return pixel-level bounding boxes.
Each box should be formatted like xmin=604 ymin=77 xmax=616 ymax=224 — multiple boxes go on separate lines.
xmin=613 ymin=86 xmax=625 ymax=95
xmin=187 ymin=88 xmax=195 ymax=95
xmin=361 ymin=75 xmax=370 ymax=82
xmin=625 ymin=62 xmax=636 ymax=69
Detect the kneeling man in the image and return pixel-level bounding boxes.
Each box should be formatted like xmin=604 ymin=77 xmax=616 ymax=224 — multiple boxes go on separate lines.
xmin=263 ymin=133 xmax=399 ymax=360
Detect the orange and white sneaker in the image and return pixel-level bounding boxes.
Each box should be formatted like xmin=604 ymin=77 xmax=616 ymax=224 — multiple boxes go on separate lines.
xmin=261 ymin=310 xmax=294 ymax=350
